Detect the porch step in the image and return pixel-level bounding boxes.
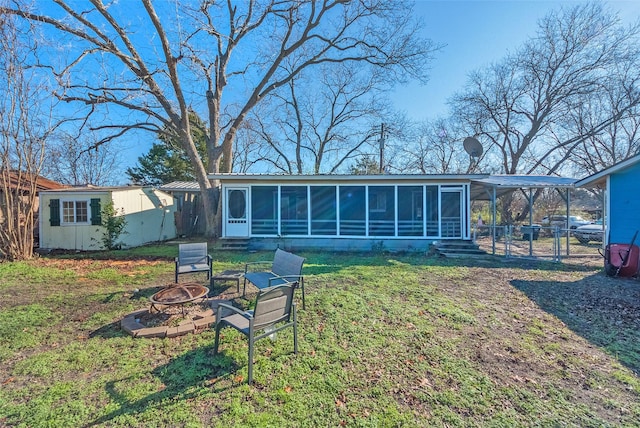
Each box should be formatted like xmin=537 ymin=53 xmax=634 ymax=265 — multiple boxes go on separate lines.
xmin=431 ymin=240 xmax=487 ymax=258
xmin=219 ymin=238 xmax=250 ymax=251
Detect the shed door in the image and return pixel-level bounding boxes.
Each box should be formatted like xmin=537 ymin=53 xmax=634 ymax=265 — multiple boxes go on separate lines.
xmin=225 ymin=188 xmax=249 ymax=237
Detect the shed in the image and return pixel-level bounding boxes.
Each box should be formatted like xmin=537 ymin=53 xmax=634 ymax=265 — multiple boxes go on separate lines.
xmin=39 ymin=186 xmax=177 ymax=250
xmin=208 ymin=173 xmax=485 ymax=252
xmin=576 ymin=154 xmax=640 ymax=244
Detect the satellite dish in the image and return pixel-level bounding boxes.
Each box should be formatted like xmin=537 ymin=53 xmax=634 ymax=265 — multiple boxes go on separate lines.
xmin=463 ymin=137 xmax=483 ymax=158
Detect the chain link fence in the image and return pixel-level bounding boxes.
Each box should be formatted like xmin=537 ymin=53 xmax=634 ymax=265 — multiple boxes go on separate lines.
xmin=473 ymin=224 xmax=604 ymax=262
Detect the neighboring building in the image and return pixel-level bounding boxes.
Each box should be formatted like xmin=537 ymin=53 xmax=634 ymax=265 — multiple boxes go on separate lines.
xmin=159 ymin=181 xmax=205 ymax=236
xmin=576 ymin=154 xmax=640 ymax=245
xmin=39 ymin=186 xmax=177 ymax=250
xmin=0 ymin=171 xmax=66 ymax=242
xmin=209 ymin=173 xmax=485 ymax=252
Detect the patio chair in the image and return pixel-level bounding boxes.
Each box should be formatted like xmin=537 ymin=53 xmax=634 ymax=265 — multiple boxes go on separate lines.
xmin=213 ymin=282 xmax=298 ymax=384
xmin=243 ymin=248 xmax=306 ymax=309
xmin=175 ymin=242 xmax=212 ymax=283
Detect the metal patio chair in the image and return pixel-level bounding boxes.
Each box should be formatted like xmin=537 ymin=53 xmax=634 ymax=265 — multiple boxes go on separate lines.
xmin=213 ymin=282 xmax=298 ymax=384
xmin=174 ymin=242 xmax=212 ymax=283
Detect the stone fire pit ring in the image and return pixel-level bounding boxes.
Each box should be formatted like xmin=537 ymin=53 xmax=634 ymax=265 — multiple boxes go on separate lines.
xmin=121 ymin=294 xmax=230 ymax=339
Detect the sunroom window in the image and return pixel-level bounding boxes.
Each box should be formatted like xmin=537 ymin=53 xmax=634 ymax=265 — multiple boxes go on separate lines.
xmin=339 ymin=186 xmax=365 ymax=236
xmin=310 ymin=186 xmax=336 ymax=235
xmin=398 ymin=186 xmax=423 ymax=236
xmin=251 ymin=186 xmax=278 ymax=235
xmin=281 ymin=186 xmax=308 ymax=235
xmin=425 ymin=186 xmax=439 ymax=236
xmin=368 ymin=186 xmax=394 ymax=236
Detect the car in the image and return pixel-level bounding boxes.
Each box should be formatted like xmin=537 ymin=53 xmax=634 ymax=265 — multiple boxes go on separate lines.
xmin=573 ymin=220 xmax=605 ymax=244
xmin=568 ymin=215 xmax=591 ymax=229
xmin=541 ymin=215 xmax=590 ymax=229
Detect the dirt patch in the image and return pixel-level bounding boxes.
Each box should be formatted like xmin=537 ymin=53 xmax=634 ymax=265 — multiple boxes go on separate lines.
xmin=36 ymin=257 xmax=165 ymax=273
xmin=432 ymin=264 xmax=640 ymax=421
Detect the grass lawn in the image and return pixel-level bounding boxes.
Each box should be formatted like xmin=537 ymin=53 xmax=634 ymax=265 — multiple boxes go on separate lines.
xmin=1 ymin=245 xmax=639 ymax=427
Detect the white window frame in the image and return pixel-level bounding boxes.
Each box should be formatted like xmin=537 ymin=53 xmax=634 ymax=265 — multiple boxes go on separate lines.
xmin=61 ymin=199 xmax=90 ymax=225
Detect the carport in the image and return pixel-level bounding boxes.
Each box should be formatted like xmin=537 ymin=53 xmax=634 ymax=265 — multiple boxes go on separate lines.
xmin=470 ymin=175 xmax=579 ymax=258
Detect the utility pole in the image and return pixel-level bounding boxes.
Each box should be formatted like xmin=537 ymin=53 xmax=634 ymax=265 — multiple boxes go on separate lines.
xmin=379 ymin=123 xmax=385 ymax=174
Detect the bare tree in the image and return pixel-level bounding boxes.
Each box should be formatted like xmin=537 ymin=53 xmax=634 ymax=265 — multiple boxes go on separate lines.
xmin=44 ymin=133 xmax=122 ymax=186
xmin=398 ymin=118 xmax=494 ymax=174
xmin=2 ymin=0 xmax=434 ymax=236
xmin=0 ymin=12 xmax=56 ymax=260
xmin=564 ymin=72 xmax=640 ymax=177
xmin=449 ymin=3 xmax=640 ymax=222
xmin=247 ymin=62 xmax=397 ymax=174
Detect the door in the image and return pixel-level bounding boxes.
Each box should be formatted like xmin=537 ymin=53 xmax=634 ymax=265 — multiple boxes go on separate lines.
xmin=225 ymin=187 xmax=249 ymax=237
xmin=440 ymin=189 xmax=463 ymax=238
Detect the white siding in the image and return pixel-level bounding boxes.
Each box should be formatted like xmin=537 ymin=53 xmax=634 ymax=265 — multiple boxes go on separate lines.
xmin=39 ymin=187 xmax=177 ymax=250
xmin=113 ymin=188 xmax=177 ymax=247
xmin=39 ymin=192 xmax=108 ymax=250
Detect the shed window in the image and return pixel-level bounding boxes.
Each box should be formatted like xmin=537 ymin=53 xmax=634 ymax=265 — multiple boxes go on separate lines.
xmin=62 ymin=200 xmax=89 ymax=224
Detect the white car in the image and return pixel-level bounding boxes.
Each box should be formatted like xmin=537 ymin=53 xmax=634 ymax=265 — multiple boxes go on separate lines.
xmin=541 ymin=215 xmax=590 ymax=230
xmin=573 ymin=220 xmax=604 ymax=244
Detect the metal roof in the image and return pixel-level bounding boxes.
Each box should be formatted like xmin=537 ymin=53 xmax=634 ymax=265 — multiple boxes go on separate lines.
xmin=205 ymin=173 xmax=580 ymax=200
xmin=473 ymin=175 xmax=577 ymax=188
xmin=159 ymin=181 xmax=202 ymax=192
xmin=470 ymin=175 xmax=578 ymax=200
xmin=208 ymin=173 xmax=488 ymax=182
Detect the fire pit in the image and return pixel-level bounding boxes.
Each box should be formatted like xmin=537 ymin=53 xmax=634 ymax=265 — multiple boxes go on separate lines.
xmin=149 ymin=283 xmax=209 ymax=314
xmin=120 ymin=284 xmax=229 ymax=339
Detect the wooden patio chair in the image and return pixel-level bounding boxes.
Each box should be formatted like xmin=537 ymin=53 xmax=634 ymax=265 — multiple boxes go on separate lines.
xmin=213 ymin=282 xmax=298 ymax=384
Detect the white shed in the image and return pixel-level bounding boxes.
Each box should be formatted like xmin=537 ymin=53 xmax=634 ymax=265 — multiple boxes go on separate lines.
xmin=39 ymin=186 xmax=177 ymax=251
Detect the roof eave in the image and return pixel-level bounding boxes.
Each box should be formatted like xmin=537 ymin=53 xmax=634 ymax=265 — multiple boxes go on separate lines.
xmin=207 ymin=173 xmax=488 ymax=182
xmin=576 ymin=154 xmax=640 ymax=188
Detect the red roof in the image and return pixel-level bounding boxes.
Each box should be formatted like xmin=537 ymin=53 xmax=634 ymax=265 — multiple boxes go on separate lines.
xmin=3 ymin=171 xmax=66 ymax=192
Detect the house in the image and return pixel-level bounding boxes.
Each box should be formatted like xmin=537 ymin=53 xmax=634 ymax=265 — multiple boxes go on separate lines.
xmin=576 ymin=154 xmax=640 ymax=244
xmin=0 ymin=171 xmax=66 ymax=242
xmin=38 ymin=186 xmax=177 ymax=250
xmin=208 ymin=173 xmax=486 ymax=252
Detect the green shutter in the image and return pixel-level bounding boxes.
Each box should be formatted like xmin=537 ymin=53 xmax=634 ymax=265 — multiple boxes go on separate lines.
xmin=90 ymin=198 xmax=102 ymax=225
xmin=49 ymin=199 xmax=60 ymax=226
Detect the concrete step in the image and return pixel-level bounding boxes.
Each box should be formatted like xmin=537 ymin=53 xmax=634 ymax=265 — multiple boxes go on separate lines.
xmin=431 ymin=240 xmax=487 ymax=258
xmin=435 ymin=243 xmax=481 ymax=251
xmin=438 ymin=251 xmax=492 ymax=259
xmin=219 ymin=238 xmax=250 ymax=251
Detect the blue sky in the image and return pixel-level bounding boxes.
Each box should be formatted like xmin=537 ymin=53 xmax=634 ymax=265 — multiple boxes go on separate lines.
xmin=391 ymin=0 xmax=640 ymax=121
xmin=99 ymin=1 xmax=640 ymax=177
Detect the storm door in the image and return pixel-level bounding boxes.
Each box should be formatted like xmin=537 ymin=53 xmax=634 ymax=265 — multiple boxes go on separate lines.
xmin=225 ymin=188 xmax=249 ymax=237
